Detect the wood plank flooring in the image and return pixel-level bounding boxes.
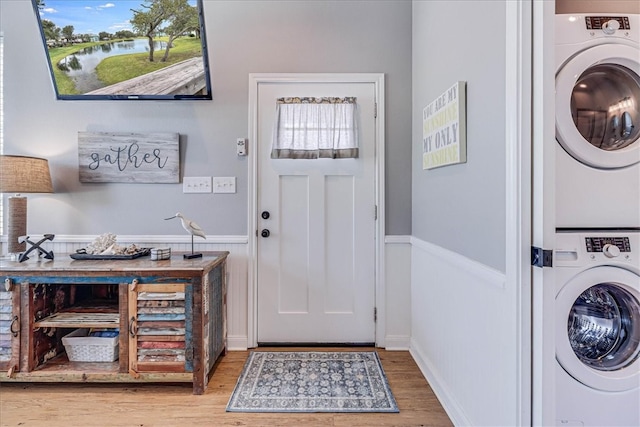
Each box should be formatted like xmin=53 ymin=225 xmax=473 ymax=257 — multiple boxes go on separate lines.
xmin=0 ymin=348 xmax=452 ymax=427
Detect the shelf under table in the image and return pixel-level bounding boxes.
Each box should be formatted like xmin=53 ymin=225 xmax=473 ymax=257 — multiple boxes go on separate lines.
xmin=35 ymin=312 xmax=120 ymax=329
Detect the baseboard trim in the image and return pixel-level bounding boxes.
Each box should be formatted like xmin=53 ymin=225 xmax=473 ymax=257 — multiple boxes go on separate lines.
xmin=384 ymin=335 xmax=411 ymax=350
xmin=227 ymin=335 xmax=249 ymax=351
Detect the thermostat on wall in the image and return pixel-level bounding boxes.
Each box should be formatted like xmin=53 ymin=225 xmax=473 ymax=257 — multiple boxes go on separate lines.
xmin=237 ymin=138 xmax=247 ymax=156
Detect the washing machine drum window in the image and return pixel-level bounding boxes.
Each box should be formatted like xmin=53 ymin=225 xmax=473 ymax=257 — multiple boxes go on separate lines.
xmin=571 ymin=64 xmax=640 ymax=151
xmin=569 ymin=283 xmax=640 ymax=371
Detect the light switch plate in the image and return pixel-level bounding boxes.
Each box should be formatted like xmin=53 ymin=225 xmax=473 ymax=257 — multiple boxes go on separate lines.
xmin=213 ymin=176 xmax=236 ymax=193
xmin=183 ymin=176 xmax=212 ymax=193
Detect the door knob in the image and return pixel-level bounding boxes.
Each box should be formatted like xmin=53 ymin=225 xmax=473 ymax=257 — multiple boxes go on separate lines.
xmin=261 ymin=211 xmax=270 ymax=219
xmin=261 ymin=229 xmax=270 ymax=238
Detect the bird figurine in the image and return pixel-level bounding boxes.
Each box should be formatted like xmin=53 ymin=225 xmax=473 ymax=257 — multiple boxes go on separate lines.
xmin=165 ymin=212 xmax=206 ymax=259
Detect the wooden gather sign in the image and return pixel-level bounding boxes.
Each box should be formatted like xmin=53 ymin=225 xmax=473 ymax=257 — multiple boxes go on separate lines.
xmin=78 ymin=131 xmax=180 ymax=183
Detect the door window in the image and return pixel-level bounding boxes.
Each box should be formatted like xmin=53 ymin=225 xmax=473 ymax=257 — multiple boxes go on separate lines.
xmin=271 ymin=97 xmax=359 ymax=159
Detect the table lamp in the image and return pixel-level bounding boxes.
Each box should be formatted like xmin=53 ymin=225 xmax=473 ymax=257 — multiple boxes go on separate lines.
xmin=0 ymin=155 xmax=54 ymax=254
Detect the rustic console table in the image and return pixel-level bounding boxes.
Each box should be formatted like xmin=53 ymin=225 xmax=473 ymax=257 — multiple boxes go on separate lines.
xmin=0 ymin=252 xmax=228 ymax=394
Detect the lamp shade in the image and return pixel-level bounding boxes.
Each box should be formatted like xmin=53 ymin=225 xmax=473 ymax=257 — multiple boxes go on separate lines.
xmin=0 ymin=155 xmax=53 ymax=193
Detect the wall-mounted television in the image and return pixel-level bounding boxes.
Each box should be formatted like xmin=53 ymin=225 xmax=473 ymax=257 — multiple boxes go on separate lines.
xmin=32 ymin=0 xmax=212 ymax=100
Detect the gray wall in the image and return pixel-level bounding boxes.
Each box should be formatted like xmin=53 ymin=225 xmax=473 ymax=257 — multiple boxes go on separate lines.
xmin=412 ymin=0 xmax=506 ymax=271
xmin=0 ymin=0 xmax=412 ymax=237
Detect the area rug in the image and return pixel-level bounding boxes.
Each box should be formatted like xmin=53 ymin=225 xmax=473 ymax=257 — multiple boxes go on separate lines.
xmin=226 ymin=351 xmax=399 ymax=413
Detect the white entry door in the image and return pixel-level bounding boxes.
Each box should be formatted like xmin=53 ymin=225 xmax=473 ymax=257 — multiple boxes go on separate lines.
xmin=256 ymin=78 xmax=378 ymax=344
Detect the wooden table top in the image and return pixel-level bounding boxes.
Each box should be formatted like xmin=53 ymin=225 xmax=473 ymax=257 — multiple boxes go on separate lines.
xmin=0 ymin=251 xmax=228 ymax=277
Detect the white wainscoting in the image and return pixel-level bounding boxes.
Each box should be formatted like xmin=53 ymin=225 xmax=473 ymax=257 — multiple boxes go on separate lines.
xmin=384 ymin=235 xmax=412 ymax=350
xmin=2 ymin=235 xmax=415 ymax=351
xmin=410 ymin=236 xmax=510 ymax=427
xmin=1 ymin=235 xmax=250 ymax=350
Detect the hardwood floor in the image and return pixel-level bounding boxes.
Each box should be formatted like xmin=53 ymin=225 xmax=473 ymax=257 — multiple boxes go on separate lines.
xmin=0 ymin=348 xmax=453 ymax=427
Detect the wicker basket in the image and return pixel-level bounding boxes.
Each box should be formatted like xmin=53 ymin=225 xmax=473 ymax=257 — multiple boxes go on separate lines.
xmin=62 ymin=328 xmax=119 ymax=362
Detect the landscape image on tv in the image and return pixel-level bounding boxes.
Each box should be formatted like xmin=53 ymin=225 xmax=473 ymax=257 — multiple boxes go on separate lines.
xmin=32 ymin=0 xmax=212 ymax=100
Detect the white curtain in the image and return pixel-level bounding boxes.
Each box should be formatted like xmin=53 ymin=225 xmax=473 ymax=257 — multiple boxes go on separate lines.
xmin=271 ymin=97 xmax=359 ymax=159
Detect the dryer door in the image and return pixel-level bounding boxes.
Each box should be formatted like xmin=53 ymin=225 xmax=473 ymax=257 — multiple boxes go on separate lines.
xmin=556 ymin=266 xmax=640 ymax=391
xmin=556 ymin=44 xmax=640 ymax=169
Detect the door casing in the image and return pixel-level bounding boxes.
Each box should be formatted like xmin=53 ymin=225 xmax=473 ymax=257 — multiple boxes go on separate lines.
xmin=247 ymin=73 xmax=386 ymax=348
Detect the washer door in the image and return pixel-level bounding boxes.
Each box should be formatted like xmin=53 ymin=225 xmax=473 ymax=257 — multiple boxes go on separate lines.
xmin=556 ymin=44 xmax=640 ymax=169
xmin=556 ymin=266 xmax=640 ymax=391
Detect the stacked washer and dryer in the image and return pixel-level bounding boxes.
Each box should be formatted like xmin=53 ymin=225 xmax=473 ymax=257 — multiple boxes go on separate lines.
xmin=555 ymin=14 xmax=640 ymax=426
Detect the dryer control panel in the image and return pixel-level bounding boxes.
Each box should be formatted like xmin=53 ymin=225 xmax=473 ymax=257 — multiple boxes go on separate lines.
xmin=585 ymin=16 xmax=631 ymax=30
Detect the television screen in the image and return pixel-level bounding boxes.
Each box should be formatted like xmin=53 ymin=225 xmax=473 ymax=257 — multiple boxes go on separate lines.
xmin=31 ymin=0 xmax=212 ymax=100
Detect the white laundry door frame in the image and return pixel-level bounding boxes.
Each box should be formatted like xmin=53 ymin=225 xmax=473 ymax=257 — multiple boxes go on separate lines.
xmin=247 ymin=73 xmax=385 ymax=348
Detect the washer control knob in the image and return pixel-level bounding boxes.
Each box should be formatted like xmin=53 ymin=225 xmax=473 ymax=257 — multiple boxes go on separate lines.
xmin=602 ymin=244 xmax=621 ymax=258
xmin=602 ymin=19 xmax=620 ymax=35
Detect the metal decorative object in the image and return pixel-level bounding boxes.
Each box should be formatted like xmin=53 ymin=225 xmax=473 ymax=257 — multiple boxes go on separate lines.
xmin=17 ymin=234 xmax=55 ymax=263
xmin=165 ymin=213 xmax=206 ymax=259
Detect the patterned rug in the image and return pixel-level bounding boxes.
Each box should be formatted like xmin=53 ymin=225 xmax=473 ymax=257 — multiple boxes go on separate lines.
xmin=226 ymin=351 xmax=399 ymax=413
